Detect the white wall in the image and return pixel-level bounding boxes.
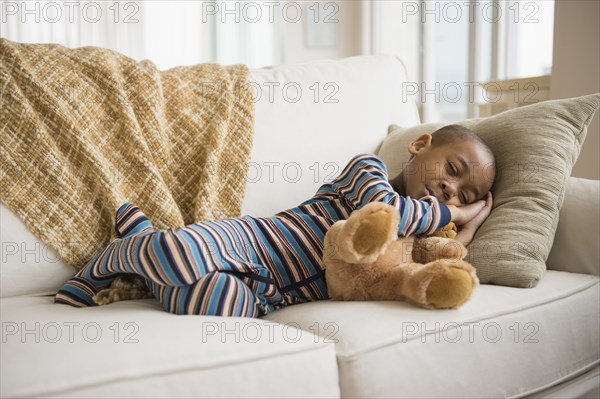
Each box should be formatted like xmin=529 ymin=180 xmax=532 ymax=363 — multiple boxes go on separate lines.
xmin=550 ymin=0 xmax=600 ymax=179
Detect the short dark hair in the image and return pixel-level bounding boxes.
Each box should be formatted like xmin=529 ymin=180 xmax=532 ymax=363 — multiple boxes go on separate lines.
xmin=431 ymin=124 xmax=496 ymax=170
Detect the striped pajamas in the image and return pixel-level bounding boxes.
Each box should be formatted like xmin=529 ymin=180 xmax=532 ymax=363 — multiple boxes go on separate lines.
xmin=55 ymin=154 xmax=451 ymax=317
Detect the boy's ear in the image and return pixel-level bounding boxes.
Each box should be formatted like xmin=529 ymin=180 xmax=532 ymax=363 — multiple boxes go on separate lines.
xmin=408 ymin=134 xmax=432 ymax=156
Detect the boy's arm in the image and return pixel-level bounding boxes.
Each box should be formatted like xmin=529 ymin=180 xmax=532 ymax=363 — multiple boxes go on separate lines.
xmin=454 ymin=226 xmax=476 ymax=247
xmin=397 ymin=195 xmax=452 ymax=236
xmin=331 ymin=154 xmax=452 ymax=237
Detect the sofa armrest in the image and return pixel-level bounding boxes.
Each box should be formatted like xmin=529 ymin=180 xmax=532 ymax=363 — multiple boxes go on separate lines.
xmin=546 ymin=177 xmax=600 ymax=276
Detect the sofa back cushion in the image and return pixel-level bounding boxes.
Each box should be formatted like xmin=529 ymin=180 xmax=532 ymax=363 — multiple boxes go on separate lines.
xmin=546 ymin=177 xmax=600 ymax=276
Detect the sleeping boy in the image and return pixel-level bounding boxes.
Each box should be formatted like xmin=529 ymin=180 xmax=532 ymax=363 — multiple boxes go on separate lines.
xmin=55 ymin=124 xmax=495 ymax=317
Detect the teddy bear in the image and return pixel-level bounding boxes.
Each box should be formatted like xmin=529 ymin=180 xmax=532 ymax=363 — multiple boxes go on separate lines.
xmin=323 ymin=201 xmax=479 ymax=309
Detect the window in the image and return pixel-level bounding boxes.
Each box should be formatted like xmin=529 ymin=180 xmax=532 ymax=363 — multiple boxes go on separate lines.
xmin=378 ymin=0 xmax=555 ymax=123
xmin=505 ymin=0 xmax=554 ymax=79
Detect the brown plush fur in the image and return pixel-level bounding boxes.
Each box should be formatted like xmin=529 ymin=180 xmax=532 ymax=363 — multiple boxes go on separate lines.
xmin=324 ymin=201 xmax=479 ymax=309
xmin=93 ymin=274 xmax=154 ymax=305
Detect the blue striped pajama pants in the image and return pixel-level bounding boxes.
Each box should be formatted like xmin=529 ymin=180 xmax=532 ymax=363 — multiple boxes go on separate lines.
xmin=55 ymin=202 xmax=283 ymax=317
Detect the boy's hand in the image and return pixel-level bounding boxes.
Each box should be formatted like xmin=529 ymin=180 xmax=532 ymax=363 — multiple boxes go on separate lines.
xmin=460 ymin=191 xmax=493 ymax=232
xmin=447 ymin=195 xmax=488 ymax=226
xmin=454 ymin=192 xmax=493 ymax=247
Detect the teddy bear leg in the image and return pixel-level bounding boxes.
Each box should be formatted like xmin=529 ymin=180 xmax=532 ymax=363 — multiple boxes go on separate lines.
xmin=389 ymin=260 xmax=479 ymax=309
xmin=410 ymin=236 xmax=468 ymax=264
xmin=325 ymin=202 xmax=400 ymax=264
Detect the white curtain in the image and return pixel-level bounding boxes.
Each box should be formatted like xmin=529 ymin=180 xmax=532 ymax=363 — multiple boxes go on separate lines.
xmin=0 ymin=0 xmax=282 ymax=70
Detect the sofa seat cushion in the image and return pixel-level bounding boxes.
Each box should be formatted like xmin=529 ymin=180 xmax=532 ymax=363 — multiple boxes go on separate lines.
xmin=0 ymin=297 xmax=339 ymax=398
xmin=263 ymin=271 xmax=600 ymax=398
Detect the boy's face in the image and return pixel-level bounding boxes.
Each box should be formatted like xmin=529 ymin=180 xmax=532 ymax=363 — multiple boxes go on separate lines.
xmin=401 ymin=134 xmax=495 ymax=206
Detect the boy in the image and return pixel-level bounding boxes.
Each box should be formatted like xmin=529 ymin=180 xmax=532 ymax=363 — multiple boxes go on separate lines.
xmin=55 ymin=124 xmax=495 ymax=317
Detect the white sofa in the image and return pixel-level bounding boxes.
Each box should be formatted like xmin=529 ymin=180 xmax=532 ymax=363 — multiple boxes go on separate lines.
xmin=1 ymin=55 xmax=599 ymax=398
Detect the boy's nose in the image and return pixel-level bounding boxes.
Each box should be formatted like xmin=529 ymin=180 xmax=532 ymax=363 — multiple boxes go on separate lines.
xmin=440 ymin=181 xmax=457 ymax=200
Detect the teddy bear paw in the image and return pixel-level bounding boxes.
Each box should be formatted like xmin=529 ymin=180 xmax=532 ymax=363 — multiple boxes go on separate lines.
xmin=425 ymin=261 xmax=478 ymax=309
xmin=342 ymin=202 xmax=400 ymax=263
xmin=353 ymin=210 xmax=394 ymax=255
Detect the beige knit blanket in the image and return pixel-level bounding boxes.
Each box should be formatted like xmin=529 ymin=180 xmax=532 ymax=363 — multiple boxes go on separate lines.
xmin=0 ymin=38 xmax=255 ymax=270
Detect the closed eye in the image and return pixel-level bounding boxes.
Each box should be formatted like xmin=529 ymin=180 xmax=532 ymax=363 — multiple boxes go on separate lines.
xmin=448 ymin=162 xmax=468 ymax=204
xmin=447 ymin=162 xmax=457 ymax=176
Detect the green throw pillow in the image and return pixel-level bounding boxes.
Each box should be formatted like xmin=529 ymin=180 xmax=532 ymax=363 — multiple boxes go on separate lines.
xmin=378 ymin=94 xmax=600 ymax=288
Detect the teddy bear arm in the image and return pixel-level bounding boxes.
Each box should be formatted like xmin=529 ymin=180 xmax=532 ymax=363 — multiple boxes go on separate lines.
xmin=323 ymin=202 xmax=400 ymax=265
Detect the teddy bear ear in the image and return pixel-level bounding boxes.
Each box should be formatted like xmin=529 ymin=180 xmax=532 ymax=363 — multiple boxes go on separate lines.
xmin=431 ymin=229 xmax=444 ymax=238
xmin=431 ymin=223 xmax=457 ymax=239
xmin=445 ymin=222 xmax=458 ymax=239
